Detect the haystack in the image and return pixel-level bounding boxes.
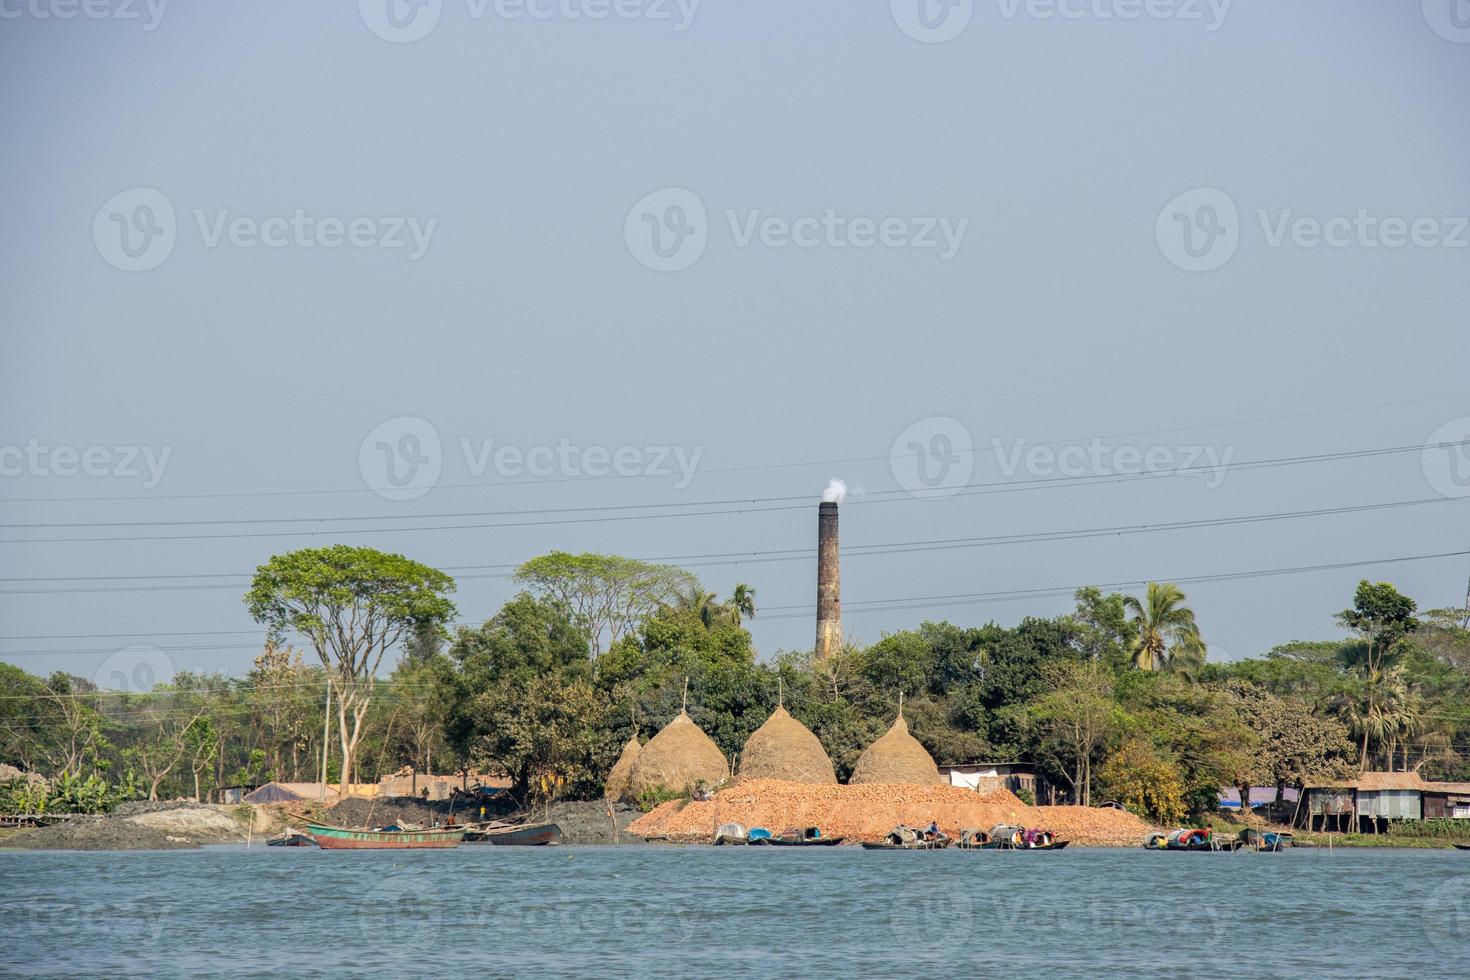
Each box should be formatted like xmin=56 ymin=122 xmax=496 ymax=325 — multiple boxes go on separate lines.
xmin=603 ymin=734 xmax=642 ymax=800
xmin=848 ymin=712 xmax=942 ymax=785
xmin=622 ymin=711 xmax=730 ymax=802
xmin=738 ymin=706 xmax=837 ymax=784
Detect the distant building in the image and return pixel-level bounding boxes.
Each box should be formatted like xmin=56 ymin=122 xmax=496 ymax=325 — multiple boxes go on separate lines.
xmin=1218 ymin=787 xmax=1299 ymax=811
xmin=937 ymin=763 xmax=1052 ymax=803
xmin=1299 ymin=772 xmax=1470 ymax=832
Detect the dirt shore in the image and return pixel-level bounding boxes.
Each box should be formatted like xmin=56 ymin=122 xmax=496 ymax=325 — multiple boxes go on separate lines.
xmin=2 ymin=802 xmax=251 ymax=851
xmin=628 ymin=779 xmax=1160 ymax=846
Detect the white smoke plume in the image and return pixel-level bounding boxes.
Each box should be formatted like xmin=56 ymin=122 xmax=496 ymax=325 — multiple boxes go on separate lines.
xmin=821 ymin=478 xmax=847 ymax=504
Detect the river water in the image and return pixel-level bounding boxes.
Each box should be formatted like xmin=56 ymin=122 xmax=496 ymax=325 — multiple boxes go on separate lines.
xmin=3 ymin=844 xmax=1468 ymax=978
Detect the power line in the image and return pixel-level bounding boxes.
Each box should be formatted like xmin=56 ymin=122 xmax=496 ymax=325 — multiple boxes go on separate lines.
xmin=0 ymin=492 xmax=1461 ymax=596
xmin=0 ymin=439 xmax=1455 ymax=545
xmin=3 ymin=388 xmax=1464 ymax=505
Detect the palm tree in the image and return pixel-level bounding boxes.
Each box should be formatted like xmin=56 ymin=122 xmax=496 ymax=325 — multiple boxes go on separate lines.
xmin=724 ymin=583 xmax=756 ymax=626
xmin=1123 ymin=582 xmax=1205 ymax=673
xmin=670 ymin=585 xmax=719 ymax=628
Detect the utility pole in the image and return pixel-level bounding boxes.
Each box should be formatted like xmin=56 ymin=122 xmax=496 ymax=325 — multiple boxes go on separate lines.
xmin=318 ymin=675 xmax=332 ymax=803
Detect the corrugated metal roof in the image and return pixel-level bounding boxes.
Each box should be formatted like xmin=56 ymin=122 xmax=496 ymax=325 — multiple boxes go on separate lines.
xmin=1303 ymin=772 xmax=1426 ymax=791
xmin=1422 ymin=781 xmax=1470 ymax=794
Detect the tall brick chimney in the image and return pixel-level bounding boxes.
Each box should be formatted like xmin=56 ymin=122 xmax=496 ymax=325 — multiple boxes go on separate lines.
xmin=815 ymin=500 xmax=841 ymax=659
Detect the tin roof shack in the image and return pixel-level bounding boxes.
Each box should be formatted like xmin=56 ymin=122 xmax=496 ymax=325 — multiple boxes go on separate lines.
xmin=1422 ymin=782 xmax=1470 ymax=820
xmin=938 ymin=763 xmax=1051 ymax=804
xmin=1300 ymin=773 xmax=1425 ymax=832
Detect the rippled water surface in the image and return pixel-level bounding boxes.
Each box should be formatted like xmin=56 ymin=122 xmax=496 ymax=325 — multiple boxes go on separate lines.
xmin=4 ymin=844 xmax=1469 ymax=978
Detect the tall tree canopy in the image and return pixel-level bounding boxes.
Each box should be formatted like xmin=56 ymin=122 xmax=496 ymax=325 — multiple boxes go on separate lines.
xmin=513 ymin=552 xmax=696 ymax=656
xmin=245 ymin=545 xmax=456 ymax=795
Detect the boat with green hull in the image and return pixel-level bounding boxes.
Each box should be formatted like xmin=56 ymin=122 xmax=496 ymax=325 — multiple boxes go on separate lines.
xmin=304 ymin=821 xmax=466 ymax=850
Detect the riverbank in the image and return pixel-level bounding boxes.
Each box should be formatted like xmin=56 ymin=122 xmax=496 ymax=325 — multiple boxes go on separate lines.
xmin=628 ymin=778 xmax=1161 ymax=845
xmin=0 ymin=802 xmax=254 ymax=850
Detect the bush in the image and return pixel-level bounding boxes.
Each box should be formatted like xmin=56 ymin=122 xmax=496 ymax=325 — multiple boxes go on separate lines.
xmin=635 ymin=784 xmax=686 ymax=812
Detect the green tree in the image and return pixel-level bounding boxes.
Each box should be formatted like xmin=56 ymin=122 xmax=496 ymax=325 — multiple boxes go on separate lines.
xmin=513 ymin=552 xmax=696 ymax=656
xmin=245 ymin=545 xmax=457 ymax=796
xmin=1124 ymin=582 xmax=1205 ymax=673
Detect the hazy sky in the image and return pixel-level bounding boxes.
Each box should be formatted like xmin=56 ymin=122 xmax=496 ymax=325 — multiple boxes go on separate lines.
xmin=3 ymin=0 xmax=1469 ymax=688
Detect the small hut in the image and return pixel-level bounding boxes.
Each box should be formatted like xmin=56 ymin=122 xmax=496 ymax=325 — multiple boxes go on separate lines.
xmin=603 ymin=734 xmax=642 ymax=801
xmin=738 ymin=706 xmax=837 ymax=784
xmin=849 ymin=711 xmax=942 ymax=785
xmin=622 ymin=711 xmax=730 ymax=802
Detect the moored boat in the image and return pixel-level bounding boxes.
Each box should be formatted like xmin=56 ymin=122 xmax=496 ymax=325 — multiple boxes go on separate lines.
xmin=762 ymin=827 xmax=844 ymax=846
xmin=1453 ymin=843 xmax=1470 ymax=850
xmin=860 ymin=824 xmax=950 ymax=850
xmin=713 ymin=822 xmax=748 ymax=845
xmin=266 ymin=829 xmax=317 ymax=847
xmin=981 ymin=825 xmax=1068 ymax=850
xmin=464 ymin=822 xmax=561 ymax=846
xmin=305 ymin=821 xmax=466 ymax=850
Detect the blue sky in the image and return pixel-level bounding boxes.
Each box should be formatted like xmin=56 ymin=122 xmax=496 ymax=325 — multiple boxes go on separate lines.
xmin=2 ymin=0 xmax=1469 ymax=685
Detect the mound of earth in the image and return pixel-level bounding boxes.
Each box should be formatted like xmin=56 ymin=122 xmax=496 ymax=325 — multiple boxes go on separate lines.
xmin=532 ymin=800 xmax=643 ymax=844
xmin=627 ymin=778 xmax=1158 ymax=846
xmin=4 ymin=803 xmax=248 ymax=851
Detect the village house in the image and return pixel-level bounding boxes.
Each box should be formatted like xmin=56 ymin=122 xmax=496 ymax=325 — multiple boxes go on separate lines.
xmin=1298 ymin=772 xmax=1470 ymax=832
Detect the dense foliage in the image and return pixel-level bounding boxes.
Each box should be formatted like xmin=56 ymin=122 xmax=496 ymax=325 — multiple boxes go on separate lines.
xmin=4 ymin=549 xmax=1468 ymax=828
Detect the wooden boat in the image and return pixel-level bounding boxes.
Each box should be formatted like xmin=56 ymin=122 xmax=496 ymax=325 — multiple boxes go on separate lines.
xmin=464 ymin=822 xmax=561 ymax=846
xmin=713 ymin=822 xmax=748 ymax=845
xmin=748 ymin=826 xmax=843 ymax=846
xmin=304 ymin=821 xmax=466 ymax=850
xmin=861 ymin=825 xmax=951 ymax=850
xmin=1238 ymin=828 xmax=1293 ymax=851
xmin=1144 ymin=829 xmax=1239 ymax=852
xmin=982 ymin=825 xmax=1068 ymax=850
xmin=266 ymin=829 xmax=316 ymax=847
xmin=1453 ymin=843 xmax=1470 ymax=850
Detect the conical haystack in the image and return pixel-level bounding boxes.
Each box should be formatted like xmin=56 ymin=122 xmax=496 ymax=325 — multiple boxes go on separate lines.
xmin=738 ymin=706 xmax=837 ymax=784
xmin=622 ymin=711 xmax=730 ymax=802
xmin=848 ymin=713 xmax=942 ymax=785
xmin=603 ymin=734 xmax=642 ymax=801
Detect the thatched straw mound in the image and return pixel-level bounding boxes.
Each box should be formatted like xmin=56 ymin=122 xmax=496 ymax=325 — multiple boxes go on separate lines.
xmin=737 ymin=706 xmax=837 ymax=784
xmin=622 ymin=711 xmax=729 ymax=802
xmin=849 ymin=714 xmax=942 ymax=786
xmin=603 ymin=734 xmax=642 ymax=800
